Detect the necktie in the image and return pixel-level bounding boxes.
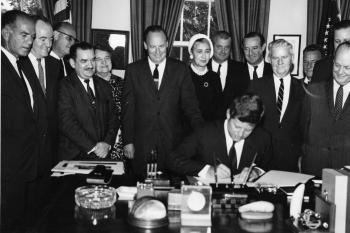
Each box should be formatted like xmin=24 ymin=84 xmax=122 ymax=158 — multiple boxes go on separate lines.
xmin=228 ymin=142 xmax=237 ymax=176
xmin=84 ymin=79 xmax=96 ymax=108
xmin=277 ymin=78 xmax=284 ymax=120
xmin=334 ymin=85 xmax=343 ymax=119
xmin=37 ymin=58 xmax=45 ymax=93
xmin=153 ymin=64 xmax=159 ymax=89
xmin=16 ymin=60 xmax=31 ymax=101
xmin=217 ymin=64 xmax=221 ymax=77
xmin=253 ymin=66 xmax=258 ymax=80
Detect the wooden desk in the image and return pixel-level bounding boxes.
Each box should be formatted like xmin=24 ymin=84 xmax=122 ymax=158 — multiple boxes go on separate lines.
xmin=31 ymin=175 xmax=294 ymax=233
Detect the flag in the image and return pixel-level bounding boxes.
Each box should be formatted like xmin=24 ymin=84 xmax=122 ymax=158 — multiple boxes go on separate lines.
xmin=53 ymin=0 xmax=71 ymax=23
xmin=317 ymin=0 xmax=341 ymax=56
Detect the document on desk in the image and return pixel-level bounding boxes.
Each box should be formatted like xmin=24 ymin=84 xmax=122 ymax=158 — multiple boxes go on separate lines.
xmin=254 ymin=170 xmax=314 ymax=187
xmin=51 ymin=160 xmax=125 ymax=176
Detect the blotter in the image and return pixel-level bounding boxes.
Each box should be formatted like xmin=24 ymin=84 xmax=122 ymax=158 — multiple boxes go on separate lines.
xmin=253 ymin=170 xmax=314 ymax=187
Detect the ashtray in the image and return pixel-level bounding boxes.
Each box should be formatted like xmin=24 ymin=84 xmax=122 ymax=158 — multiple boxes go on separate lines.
xmin=75 ymin=185 xmax=117 ymax=209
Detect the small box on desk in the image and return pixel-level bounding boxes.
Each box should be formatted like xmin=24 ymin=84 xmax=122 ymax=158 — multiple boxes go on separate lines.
xmin=318 ymin=168 xmax=350 ymax=233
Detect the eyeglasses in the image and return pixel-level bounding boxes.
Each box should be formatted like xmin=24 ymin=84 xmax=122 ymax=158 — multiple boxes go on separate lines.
xmin=56 ymin=30 xmax=79 ymax=43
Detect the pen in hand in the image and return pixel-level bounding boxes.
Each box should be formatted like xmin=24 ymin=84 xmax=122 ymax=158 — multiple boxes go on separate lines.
xmin=213 ymin=153 xmax=218 ymax=188
xmin=243 ymin=152 xmax=258 ymax=186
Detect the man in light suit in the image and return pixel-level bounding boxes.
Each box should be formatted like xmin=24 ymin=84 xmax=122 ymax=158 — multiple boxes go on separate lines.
xmin=20 ymin=16 xmax=61 ymax=165
xmin=167 ymin=94 xmax=272 ymax=181
xmin=302 ymin=42 xmax=350 ymax=177
xmin=249 ymin=39 xmax=304 ymax=172
xmin=312 ymin=20 xmax=350 ymax=83
xmin=1 ymin=10 xmax=49 ymax=231
xmin=122 ymin=25 xmax=204 ymax=180
xmin=208 ymin=31 xmax=249 ymax=118
xmin=242 ymin=32 xmax=273 ymax=81
xmin=58 ymin=42 xmax=118 ymax=160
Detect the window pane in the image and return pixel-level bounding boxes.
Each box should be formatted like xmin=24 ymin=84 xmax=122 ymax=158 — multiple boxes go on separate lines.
xmin=210 ymin=1 xmax=218 ymax=38
xmin=183 ymin=0 xmax=209 ymax=41
xmin=170 ymin=46 xmax=190 ymax=65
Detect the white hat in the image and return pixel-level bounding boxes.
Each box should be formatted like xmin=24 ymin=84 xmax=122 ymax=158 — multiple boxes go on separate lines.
xmin=188 ymin=33 xmax=214 ymax=59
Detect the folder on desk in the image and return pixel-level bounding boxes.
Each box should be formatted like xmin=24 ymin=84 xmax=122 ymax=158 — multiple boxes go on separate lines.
xmin=253 ymin=170 xmax=314 ymax=187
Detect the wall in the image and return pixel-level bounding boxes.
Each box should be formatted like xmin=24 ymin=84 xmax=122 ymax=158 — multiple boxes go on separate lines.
xmin=267 ymin=0 xmax=308 ymax=79
xmin=92 ymin=0 xmax=308 ymax=79
xmin=92 ymin=0 xmax=131 ymax=77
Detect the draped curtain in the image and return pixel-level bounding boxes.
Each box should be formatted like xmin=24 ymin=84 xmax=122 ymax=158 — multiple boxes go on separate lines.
xmin=41 ymin=0 xmax=55 ymax=23
xmin=71 ymin=0 xmax=92 ymax=42
xmin=306 ymin=0 xmax=325 ymax=45
xmin=215 ymin=0 xmax=271 ymax=61
xmin=130 ymin=0 xmax=185 ymax=61
xmin=340 ymin=0 xmax=350 ymax=20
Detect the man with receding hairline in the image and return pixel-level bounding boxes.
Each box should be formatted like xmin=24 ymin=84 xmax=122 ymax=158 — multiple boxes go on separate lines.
xmin=302 ymin=41 xmax=350 ymax=177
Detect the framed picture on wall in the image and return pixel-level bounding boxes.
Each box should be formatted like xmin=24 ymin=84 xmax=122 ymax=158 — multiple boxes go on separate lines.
xmin=273 ymin=34 xmax=301 ymax=76
xmin=91 ymin=29 xmax=129 ymax=70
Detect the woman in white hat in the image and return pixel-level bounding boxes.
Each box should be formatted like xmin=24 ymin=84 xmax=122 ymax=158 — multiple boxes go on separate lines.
xmin=188 ymin=34 xmax=221 ymax=121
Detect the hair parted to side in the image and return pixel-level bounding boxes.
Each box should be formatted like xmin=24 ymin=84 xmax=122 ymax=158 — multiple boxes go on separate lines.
xmin=70 ymin=41 xmax=94 ymax=60
xmin=143 ymin=25 xmax=168 ymax=42
xmin=228 ymin=93 xmax=264 ymax=124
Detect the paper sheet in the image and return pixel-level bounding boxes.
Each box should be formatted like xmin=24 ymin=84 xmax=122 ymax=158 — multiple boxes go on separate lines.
xmin=254 ymin=170 xmax=314 ymax=187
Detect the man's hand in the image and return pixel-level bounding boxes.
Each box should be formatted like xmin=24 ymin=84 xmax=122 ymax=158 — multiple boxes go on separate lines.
xmin=124 ymin=143 xmax=135 ymax=159
xmin=94 ymin=142 xmax=110 ymax=158
xmin=204 ymin=164 xmax=231 ymax=180
xmin=234 ymin=167 xmax=263 ymax=183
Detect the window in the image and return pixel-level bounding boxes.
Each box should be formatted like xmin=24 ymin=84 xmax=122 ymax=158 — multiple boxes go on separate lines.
xmin=170 ymin=0 xmax=218 ymax=64
xmin=1 ymin=0 xmax=42 ymax=15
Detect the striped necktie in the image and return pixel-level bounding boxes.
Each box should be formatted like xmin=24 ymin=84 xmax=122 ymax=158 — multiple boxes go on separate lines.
xmin=277 ymin=78 xmax=284 ymax=119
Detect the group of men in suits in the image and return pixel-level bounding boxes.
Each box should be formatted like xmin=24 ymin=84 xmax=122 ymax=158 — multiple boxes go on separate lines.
xmin=1 ymin=10 xmax=78 ymax=231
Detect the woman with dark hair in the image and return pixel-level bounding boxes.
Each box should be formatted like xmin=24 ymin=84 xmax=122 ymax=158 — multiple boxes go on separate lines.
xmin=94 ymin=44 xmax=125 ymax=160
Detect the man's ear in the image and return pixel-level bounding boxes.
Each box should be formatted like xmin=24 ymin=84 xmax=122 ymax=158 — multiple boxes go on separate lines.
xmin=69 ymin=58 xmax=75 ymax=69
xmin=143 ymin=41 xmax=148 ymax=50
xmin=53 ymin=31 xmax=59 ymax=40
xmin=262 ymin=43 xmax=266 ymax=52
xmin=1 ymin=26 xmax=11 ymax=42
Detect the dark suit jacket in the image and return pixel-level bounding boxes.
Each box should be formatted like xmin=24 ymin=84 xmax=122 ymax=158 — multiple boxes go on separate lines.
xmin=20 ymin=55 xmax=61 ymax=163
xmin=167 ymin=120 xmax=272 ymax=176
xmin=208 ymin=59 xmax=250 ymax=118
xmin=58 ymin=73 xmax=118 ymax=160
xmin=249 ymin=75 xmax=304 ymax=172
xmin=1 ymin=52 xmax=50 ymax=182
xmin=302 ymin=80 xmax=350 ymax=177
xmin=311 ymin=56 xmax=333 ymax=83
xmin=122 ymin=57 xmax=204 ymax=177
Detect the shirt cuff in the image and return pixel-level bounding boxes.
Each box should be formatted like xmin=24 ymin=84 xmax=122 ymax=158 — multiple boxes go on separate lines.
xmin=198 ymin=164 xmax=211 ymax=177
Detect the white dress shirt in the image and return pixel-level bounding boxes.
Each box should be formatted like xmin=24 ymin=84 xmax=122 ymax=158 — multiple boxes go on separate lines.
xmin=247 ymin=60 xmax=265 ymax=80
xmin=2 ymin=47 xmax=34 ymax=109
xmin=333 ymin=80 xmax=350 ymax=107
xmin=78 ymin=76 xmax=95 ymax=95
xmin=211 ymin=59 xmax=228 ymax=90
xmin=28 ymin=52 xmax=46 ymax=88
xmin=273 ymin=74 xmax=291 ymax=122
xmin=148 ymin=58 xmax=166 ymax=89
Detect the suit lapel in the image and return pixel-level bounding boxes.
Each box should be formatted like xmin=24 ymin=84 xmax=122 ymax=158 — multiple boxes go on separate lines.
xmin=265 ymin=76 xmax=280 ymax=123
xmin=216 ymin=121 xmax=231 ymax=167
xmin=239 ymin=139 xmax=255 ymax=171
xmin=142 ymin=59 xmax=158 ymax=94
xmin=326 ymin=80 xmax=335 ymax=117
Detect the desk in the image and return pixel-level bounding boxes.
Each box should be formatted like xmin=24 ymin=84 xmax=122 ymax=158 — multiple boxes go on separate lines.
xmin=31 ymin=175 xmax=293 ymax=233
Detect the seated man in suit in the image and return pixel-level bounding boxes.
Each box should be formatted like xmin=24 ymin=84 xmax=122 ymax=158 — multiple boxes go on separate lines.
xmin=58 ymin=42 xmax=118 ymax=160
xmin=302 ymin=44 xmax=323 ymax=85
xmin=167 ymin=94 xmax=272 ymax=182
xmin=208 ymin=31 xmax=249 ymax=118
xmin=242 ymin=32 xmax=272 ymax=80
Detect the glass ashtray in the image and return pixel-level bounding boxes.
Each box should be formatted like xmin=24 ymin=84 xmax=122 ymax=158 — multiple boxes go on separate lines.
xmin=75 ymin=185 xmax=117 ymax=209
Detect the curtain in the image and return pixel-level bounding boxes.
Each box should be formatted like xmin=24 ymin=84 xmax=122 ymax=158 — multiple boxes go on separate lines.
xmin=215 ymin=0 xmax=270 ymax=61
xmin=307 ymin=0 xmax=325 ymax=45
xmin=130 ymin=0 xmax=185 ymax=61
xmin=341 ymin=0 xmax=350 ymax=20
xmin=71 ymin=0 xmax=92 ymax=42
xmin=41 ymin=0 xmax=55 ymax=24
